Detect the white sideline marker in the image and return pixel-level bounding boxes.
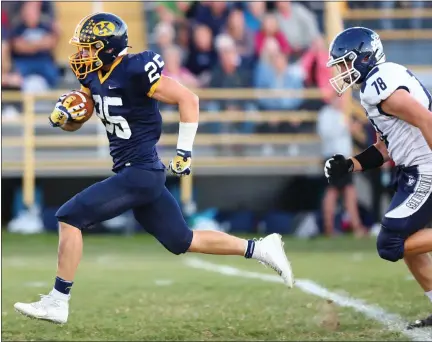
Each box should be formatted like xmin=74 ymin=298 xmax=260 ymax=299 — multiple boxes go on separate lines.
xmin=185 ymin=257 xmax=432 ymax=342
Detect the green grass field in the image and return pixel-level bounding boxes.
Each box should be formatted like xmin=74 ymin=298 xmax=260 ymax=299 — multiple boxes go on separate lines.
xmin=2 ymin=232 xmax=431 ymax=341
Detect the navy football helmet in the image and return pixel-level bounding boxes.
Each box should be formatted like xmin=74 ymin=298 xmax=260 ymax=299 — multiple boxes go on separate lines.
xmin=69 ymin=12 xmax=129 ymax=79
xmin=327 ymin=27 xmax=386 ymax=95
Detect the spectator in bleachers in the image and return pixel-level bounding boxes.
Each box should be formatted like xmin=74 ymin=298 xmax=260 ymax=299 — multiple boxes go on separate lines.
xmin=10 ymin=1 xmax=59 ymax=91
xmin=5 ymin=1 xmax=58 ymax=29
xmin=255 ymin=13 xmax=292 ymax=57
xmin=2 ymin=22 xmax=22 ymax=91
xmin=193 ymin=1 xmax=229 ymax=36
xmin=2 ymin=8 xmax=22 ymax=118
xmin=254 ymin=36 xmax=281 ymax=89
xmin=159 ymin=44 xmax=200 ymax=134
xmin=176 ymin=21 xmax=190 ymax=59
xmin=184 ymin=24 xmax=217 ymax=86
xmin=301 ymin=1 xmax=325 ymax=33
xmin=223 ymin=9 xmax=255 ymax=65
xmin=243 ymin=1 xmax=266 ymax=32
xmin=301 ymin=36 xmax=333 ymax=103
xmin=155 ymin=2 xmax=176 ymax=25
xmin=257 ymin=36 xmax=282 ymax=62
xmin=274 ymin=1 xmax=321 ymax=53
xmin=151 ymin=21 xmax=176 ymax=56
xmin=205 ymin=34 xmax=256 ymax=134
xmin=254 ymin=50 xmax=305 ymax=133
xmin=162 ymin=45 xmax=200 ymax=88
xmin=254 ymin=50 xmax=304 ymax=111
xmin=317 ymin=96 xmax=368 ymax=238
xmin=156 ymin=1 xmax=192 ymax=25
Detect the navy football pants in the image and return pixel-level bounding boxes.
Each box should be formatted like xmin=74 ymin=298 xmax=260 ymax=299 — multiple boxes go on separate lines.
xmin=377 ymin=166 xmax=432 ymax=262
xmin=56 ymin=166 xmax=193 ymax=255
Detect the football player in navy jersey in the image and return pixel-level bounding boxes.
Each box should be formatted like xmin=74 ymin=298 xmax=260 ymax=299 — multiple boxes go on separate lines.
xmin=14 ymin=12 xmax=294 ymax=324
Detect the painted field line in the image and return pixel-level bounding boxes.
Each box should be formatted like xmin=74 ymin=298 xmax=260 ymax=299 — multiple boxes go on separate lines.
xmin=185 ymin=257 xmax=432 ymax=342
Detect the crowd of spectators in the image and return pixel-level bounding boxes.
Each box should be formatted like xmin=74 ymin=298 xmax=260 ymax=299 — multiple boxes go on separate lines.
xmin=2 ymin=1 xmax=59 ymax=95
xmin=146 ymin=0 xmax=431 ymax=134
xmin=1 ymin=0 xmax=429 ymax=122
xmin=149 ymin=1 xmax=333 ymax=134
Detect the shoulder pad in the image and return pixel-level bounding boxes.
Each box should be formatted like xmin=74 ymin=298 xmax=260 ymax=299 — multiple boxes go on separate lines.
xmin=127 ymin=51 xmax=165 ymax=96
xmin=127 ymin=51 xmax=165 ymax=74
xmin=360 ymin=63 xmax=409 ymax=106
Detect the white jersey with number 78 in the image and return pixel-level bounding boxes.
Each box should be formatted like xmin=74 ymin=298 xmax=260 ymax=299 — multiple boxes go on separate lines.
xmin=360 ymin=62 xmax=432 ymax=167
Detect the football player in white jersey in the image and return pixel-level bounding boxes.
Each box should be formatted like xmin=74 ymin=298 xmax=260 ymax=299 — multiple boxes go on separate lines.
xmin=325 ymin=27 xmax=432 ymax=329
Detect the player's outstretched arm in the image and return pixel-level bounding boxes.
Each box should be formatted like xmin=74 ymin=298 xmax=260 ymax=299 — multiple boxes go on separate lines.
xmin=152 ymin=75 xmax=199 ymax=176
xmin=380 ymin=88 xmax=432 ymax=150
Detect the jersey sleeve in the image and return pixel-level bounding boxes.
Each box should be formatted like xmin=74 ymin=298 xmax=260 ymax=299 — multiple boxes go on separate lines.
xmin=128 ymin=51 xmax=165 ymax=97
xmin=361 ymin=63 xmax=409 ymax=106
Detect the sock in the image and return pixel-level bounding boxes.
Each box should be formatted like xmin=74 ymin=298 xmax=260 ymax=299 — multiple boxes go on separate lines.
xmin=244 ymin=240 xmax=256 ymax=259
xmin=54 ymin=276 xmax=73 ymax=295
xmin=426 ymin=290 xmax=432 ymax=303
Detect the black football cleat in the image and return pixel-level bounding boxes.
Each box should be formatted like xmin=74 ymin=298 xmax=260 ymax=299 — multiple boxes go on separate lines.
xmin=407 ymin=314 xmax=432 ymax=330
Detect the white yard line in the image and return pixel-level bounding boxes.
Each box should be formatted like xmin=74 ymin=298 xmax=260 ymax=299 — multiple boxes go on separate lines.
xmin=185 ymin=257 xmax=432 ymax=342
xmin=23 ymin=281 xmax=48 ymax=288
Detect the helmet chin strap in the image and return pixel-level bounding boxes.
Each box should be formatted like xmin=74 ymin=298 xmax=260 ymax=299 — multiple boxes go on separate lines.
xmin=118 ymin=47 xmax=128 ymax=56
xmin=352 ymin=83 xmax=361 ymax=90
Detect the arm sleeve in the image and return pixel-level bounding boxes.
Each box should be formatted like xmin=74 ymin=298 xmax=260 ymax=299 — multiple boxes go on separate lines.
xmin=129 ymin=50 xmax=165 ymax=97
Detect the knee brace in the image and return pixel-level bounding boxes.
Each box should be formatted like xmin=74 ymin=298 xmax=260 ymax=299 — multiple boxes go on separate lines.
xmin=376 ymin=225 xmax=405 ymax=262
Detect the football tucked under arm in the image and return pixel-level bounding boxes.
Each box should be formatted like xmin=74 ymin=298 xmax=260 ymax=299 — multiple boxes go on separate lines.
xmin=58 ymin=89 xmax=94 ymax=132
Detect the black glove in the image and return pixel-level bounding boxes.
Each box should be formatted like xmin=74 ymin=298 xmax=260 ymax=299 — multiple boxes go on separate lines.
xmin=324 ymin=154 xmax=354 ymax=184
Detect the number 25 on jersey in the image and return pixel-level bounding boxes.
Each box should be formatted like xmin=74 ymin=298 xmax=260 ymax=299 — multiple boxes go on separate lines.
xmin=144 ymin=53 xmax=164 ymax=83
xmin=93 ymin=94 xmax=132 ymax=139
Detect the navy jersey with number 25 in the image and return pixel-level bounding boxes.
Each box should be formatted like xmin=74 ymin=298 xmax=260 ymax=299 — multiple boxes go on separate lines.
xmin=79 ymin=50 xmax=165 ymax=172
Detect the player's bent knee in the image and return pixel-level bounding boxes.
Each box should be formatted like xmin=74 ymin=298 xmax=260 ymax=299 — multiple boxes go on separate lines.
xmin=160 ymin=229 xmax=193 ymax=255
xmin=59 ymin=221 xmax=75 ymax=230
xmin=376 ymin=225 xmax=405 ymax=262
xmin=55 ymin=197 xmax=88 ymax=230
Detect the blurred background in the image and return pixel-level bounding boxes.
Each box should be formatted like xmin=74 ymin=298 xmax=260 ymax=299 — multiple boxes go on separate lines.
xmin=2 ymin=0 xmax=432 ymax=238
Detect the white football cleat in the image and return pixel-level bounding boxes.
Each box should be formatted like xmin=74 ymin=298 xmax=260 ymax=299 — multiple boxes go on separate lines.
xmin=14 ymin=291 xmax=69 ymax=324
xmin=254 ymin=233 xmax=294 ymax=288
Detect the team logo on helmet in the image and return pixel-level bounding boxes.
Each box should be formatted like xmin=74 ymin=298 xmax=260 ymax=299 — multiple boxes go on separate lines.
xmin=371 ymin=33 xmax=381 ymax=51
xmin=93 ymin=21 xmax=115 ymax=36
